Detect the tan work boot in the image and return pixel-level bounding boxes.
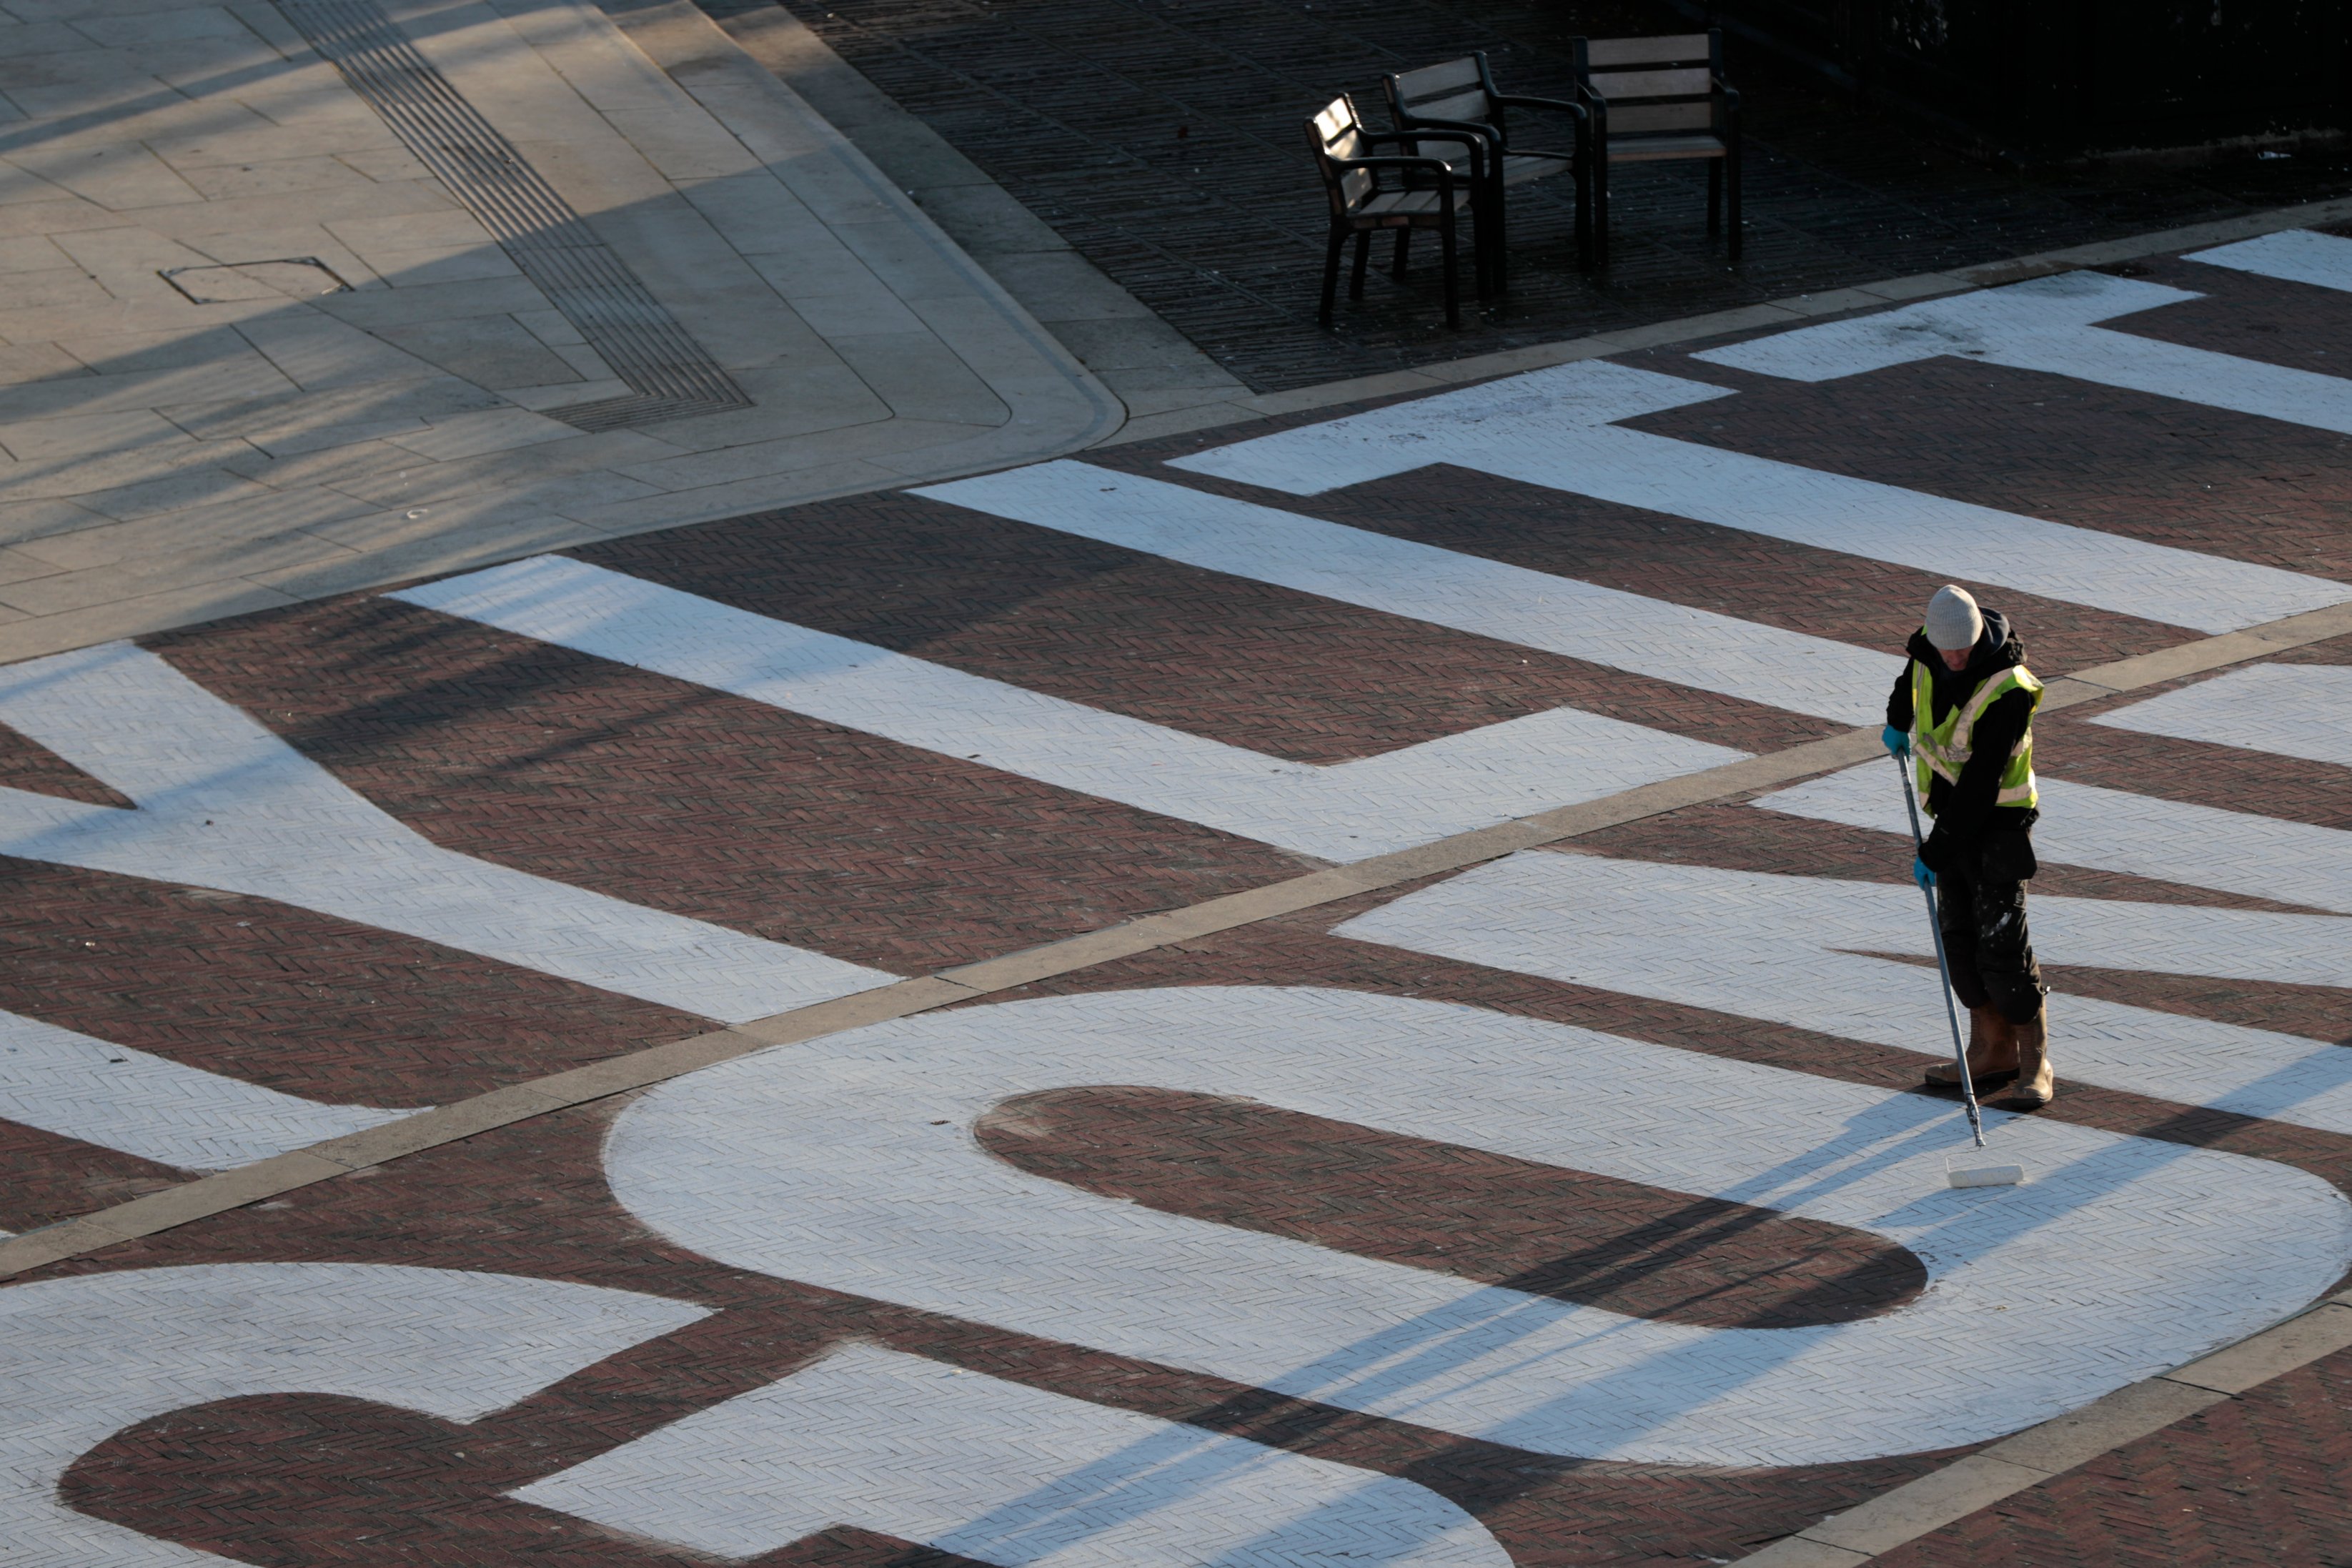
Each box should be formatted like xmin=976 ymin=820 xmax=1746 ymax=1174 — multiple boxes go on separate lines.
xmin=2002 ymin=1006 xmax=2055 ymax=1108
xmin=1925 ymin=1006 xmax=2019 ymax=1091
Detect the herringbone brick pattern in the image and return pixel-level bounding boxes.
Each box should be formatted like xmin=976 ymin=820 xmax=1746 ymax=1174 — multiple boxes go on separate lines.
xmin=976 ymin=1084 xmax=1927 ymax=1328
xmin=8 ymin=239 xmax=2352 ymax=1567
xmin=36 ymin=1094 xmax=1956 ymax=1568
xmin=1872 ymin=1344 xmax=2352 ymax=1567
xmin=572 ymin=490 xmax=1814 ymax=763
xmin=149 ymin=596 xmax=1303 ymax=975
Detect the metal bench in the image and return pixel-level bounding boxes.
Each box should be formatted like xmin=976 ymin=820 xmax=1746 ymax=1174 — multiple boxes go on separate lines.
xmin=1306 ymin=94 xmax=1487 ymax=329
xmin=1383 ymin=51 xmax=1589 ymax=284
xmin=1572 ymin=29 xmax=1742 ymax=264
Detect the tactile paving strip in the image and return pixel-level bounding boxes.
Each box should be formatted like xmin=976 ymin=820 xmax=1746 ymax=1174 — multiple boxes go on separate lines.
xmin=279 ymin=0 xmax=753 ymax=430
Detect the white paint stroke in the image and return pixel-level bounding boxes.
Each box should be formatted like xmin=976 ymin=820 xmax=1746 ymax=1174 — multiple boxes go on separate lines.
xmin=0 ymin=1262 xmax=707 ymax=1568
xmin=516 ymin=1341 xmax=1509 ymax=1568
xmin=0 ymin=642 xmax=895 ymax=1023
xmin=393 ymin=555 xmax=1740 ymax=863
xmin=1757 ymin=763 xmax=2352 ymax=916
xmin=1167 ymin=359 xmax=2347 ymax=633
xmin=606 ymin=985 xmax=2351 ymax=1467
xmin=2089 ymin=663 xmax=2352 ymax=768
xmin=2185 ymin=228 xmax=2352 ymax=294
xmin=1697 ymin=269 xmax=2352 ymax=435
xmin=1338 ymin=852 xmax=2352 ymax=1134
xmin=0 ymin=1009 xmax=416 ymax=1171
xmin=918 ymin=460 xmax=1891 ymax=725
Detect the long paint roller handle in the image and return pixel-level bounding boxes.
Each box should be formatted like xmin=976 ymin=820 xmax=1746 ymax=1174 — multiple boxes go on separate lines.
xmin=1892 ymin=751 xmax=1988 ymax=1148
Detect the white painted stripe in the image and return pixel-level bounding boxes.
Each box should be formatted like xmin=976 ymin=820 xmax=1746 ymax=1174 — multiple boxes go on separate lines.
xmin=1698 ymin=269 xmax=2352 ymax=435
xmin=0 ymin=1264 xmax=707 ymax=1568
xmin=608 ymin=985 xmax=2351 ymax=1466
xmin=1168 ymin=359 xmax=2348 ymax=633
xmin=1337 ymin=853 xmax=2352 ymax=1135
xmin=918 ymin=460 xmax=1892 ymax=725
xmin=2186 ymin=228 xmax=2352 ymax=294
xmin=395 ymin=555 xmax=1741 ymax=863
xmin=2089 ymin=663 xmax=2352 ymax=767
xmin=1755 ymin=763 xmax=2352 ymax=916
xmin=0 ymin=642 xmax=895 ymax=1024
xmin=0 ymin=1010 xmax=416 ymax=1171
xmin=516 ymin=1342 xmax=1509 ymax=1568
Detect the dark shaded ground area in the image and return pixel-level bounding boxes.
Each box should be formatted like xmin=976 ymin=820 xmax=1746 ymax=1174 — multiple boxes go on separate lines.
xmin=708 ymin=0 xmax=2352 ymax=389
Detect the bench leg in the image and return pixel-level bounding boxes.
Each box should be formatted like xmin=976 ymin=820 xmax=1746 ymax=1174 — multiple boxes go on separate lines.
xmin=1594 ymin=154 xmax=1611 ymax=268
xmin=1574 ymin=160 xmax=1593 ymax=271
xmin=1391 ymin=228 xmax=1411 ymax=281
xmin=1439 ymin=218 xmax=1461 ymax=329
xmin=1350 ymin=230 xmax=1371 ymax=300
xmin=1708 ymin=159 xmax=1722 ymax=235
xmin=1484 ymin=180 xmax=1504 ymax=296
xmin=1727 ymin=144 xmax=1743 ymax=263
xmin=1319 ymin=224 xmax=1346 ymax=324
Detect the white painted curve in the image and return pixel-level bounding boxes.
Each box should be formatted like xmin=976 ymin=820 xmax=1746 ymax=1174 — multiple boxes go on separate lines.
xmin=515 ymin=1341 xmax=1510 ymax=1567
xmin=0 ymin=642 xmax=895 ymax=1023
xmin=603 ymin=985 xmax=2351 ymax=1467
xmin=0 ymin=1262 xmax=708 ymax=1568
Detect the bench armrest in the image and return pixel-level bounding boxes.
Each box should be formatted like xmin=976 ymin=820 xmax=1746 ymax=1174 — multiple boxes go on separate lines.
xmin=1362 ymin=124 xmax=1489 ymax=179
xmin=1494 ymin=92 xmax=1586 ymax=123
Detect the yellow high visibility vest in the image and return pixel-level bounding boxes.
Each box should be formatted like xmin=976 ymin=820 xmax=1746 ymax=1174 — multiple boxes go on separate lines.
xmin=1911 ymin=652 xmax=2043 ymax=815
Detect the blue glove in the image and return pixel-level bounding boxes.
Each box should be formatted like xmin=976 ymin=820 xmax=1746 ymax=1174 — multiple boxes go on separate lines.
xmin=1912 ymin=856 xmax=1935 ymax=890
xmin=1882 ymin=725 xmax=1910 ymax=759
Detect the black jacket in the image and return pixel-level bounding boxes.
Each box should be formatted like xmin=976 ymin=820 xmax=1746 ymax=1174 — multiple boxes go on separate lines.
xmin=1885 ymin=611 xmax=2039 ymax=869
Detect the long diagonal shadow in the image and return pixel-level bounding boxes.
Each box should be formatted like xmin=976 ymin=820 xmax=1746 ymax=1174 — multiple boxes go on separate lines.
xmin=841 ymin=1038 xmax=2352 ymax=1566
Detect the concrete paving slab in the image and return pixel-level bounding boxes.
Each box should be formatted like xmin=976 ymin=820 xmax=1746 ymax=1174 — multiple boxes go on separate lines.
xmin=0 ymin=0 xmax=1110 ymax=664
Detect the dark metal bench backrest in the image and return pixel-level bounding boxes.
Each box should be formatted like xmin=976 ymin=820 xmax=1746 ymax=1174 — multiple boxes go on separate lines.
xmin=1572 ymin=31 xmax=1723 ymax=135
xmin=1308 ymin=95 xmax=1376 ymax=215
xmin=1385 ymin=54 xmax=1495 ymax=165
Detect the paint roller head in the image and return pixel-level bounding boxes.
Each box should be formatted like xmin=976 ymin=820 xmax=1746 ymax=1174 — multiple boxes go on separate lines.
xmin=1947 ymin=1153 xmax=2025 ymax=1189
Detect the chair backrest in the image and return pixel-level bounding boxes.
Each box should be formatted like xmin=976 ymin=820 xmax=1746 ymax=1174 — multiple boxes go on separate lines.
xmin=1384 ymin=54 xmax=1495 ymax=166
xmin=1306 ymin=95 xmax=1374 ymax=214
xmin=1572 ymin=30 xmax=1722 ymax=134
xmin=1388 ymin=54 xmax=1489 ymax=124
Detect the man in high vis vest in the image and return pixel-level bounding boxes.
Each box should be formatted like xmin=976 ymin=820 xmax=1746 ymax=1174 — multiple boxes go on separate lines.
xmin=1880 ymin=584 xmax=2054 ymax=1107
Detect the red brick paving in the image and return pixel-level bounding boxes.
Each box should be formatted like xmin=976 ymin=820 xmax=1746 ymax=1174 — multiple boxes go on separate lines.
xmin=150 ymin=597 xmax=1304 ymax=977
xmin=978 ymin=1084 xmax=1927 ymax=1330
xmin=0 ymin=1118 xmax=177 ymax=1235
xmin=0 ymin=858 xmax=705 ymax=1106
xmin=577 ymin=487 xmax=1831 ymax=759
xmin=31 ymin=1077 xmax=1957 ymax=1568
xmin=14 ymin=239 xmax=2352 ymax=1567
xmin=1871 ymin=1342 xmax=2352 ymax=1568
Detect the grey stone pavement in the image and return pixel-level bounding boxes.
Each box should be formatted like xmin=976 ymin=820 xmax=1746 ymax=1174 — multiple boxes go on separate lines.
xmin=0 ymin=0 xmax=1133 ymax=663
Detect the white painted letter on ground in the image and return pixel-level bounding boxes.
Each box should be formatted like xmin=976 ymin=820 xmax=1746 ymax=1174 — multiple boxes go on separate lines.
xmin=0 ymin=1262 xmax=707 ymax=1568
xmin=1167 ymin=359 xmax=2347 ymax=632
xmin=605 ymin=985 xmax=2350 ymax=1467
xmin=0 ymin=642 xmax=895 ymax=1023
xmin=515 ymin=1341 xmax=1509 ymax=1567
xmin=0 ymin=1009 xmax=417 ymax=1171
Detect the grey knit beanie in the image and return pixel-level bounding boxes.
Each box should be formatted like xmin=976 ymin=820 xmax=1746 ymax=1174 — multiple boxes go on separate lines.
xmin=1924 ymin=585 xmax=1983 ymax=651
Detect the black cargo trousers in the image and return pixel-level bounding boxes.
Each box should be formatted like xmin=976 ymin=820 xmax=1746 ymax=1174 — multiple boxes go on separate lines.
xmin=1934 ymin=828 xmax=2048 ymax=1025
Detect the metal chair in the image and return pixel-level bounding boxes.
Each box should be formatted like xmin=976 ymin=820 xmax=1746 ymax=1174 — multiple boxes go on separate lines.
xmin=1384 ymin=51 xmax=1589 ymax=284
xmin=1304 ymin=94 xmax=1487 ymax=329
xmin=1571 ymin=29 xmax=1742 ymax=264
